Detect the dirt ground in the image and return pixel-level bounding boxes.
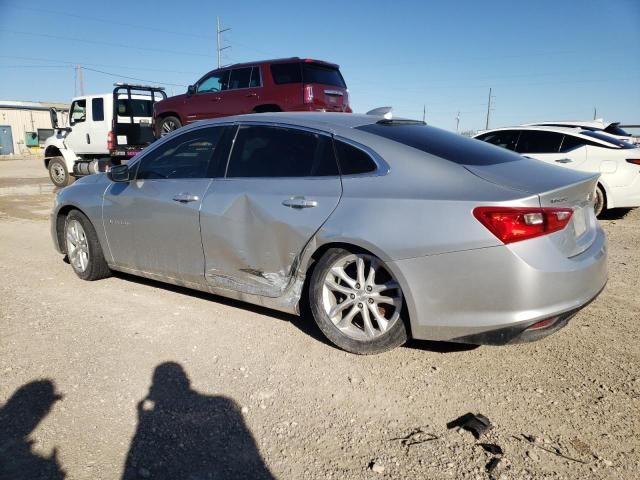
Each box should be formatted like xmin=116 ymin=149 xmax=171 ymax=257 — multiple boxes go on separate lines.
xmin=1 ymin=155 xmax=639 ymax=480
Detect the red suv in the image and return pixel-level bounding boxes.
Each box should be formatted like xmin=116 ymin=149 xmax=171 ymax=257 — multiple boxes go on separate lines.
xmin=154 ymin=57 xmax=352 ymax=136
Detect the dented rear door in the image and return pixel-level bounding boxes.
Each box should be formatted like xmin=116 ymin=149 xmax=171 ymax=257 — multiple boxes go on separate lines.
xmin=199 ymin=124 xmax=342 ymax=297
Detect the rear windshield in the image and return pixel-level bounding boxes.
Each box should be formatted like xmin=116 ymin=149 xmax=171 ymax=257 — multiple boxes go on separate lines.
xmin=356 ymin=122 xmax=520 ymax=166
xmin=581 ymin=131 xmax=636 ymax=149
xmin=116 ymin=99 xmax=153 ymax=117
xmin=270 ymin=62 xmax=346 ymax=87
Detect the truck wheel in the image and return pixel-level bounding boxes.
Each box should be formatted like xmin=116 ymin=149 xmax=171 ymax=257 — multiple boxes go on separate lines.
xmin=157 ymin=116 xmax=182 ymax=137
xmin=48 ymin=157 xmax=75 ymax=188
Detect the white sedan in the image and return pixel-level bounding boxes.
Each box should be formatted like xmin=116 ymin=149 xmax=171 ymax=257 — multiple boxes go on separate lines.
xmin=474 ymin=126 xmax=640 ymax=216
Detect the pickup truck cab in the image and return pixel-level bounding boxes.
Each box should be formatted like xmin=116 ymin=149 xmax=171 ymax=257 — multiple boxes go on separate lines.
xmin=44 ymin=83 xmax=166 ymax=187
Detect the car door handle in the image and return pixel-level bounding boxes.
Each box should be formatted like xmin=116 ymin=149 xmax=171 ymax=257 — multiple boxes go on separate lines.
xmin=246 ymin=93 xmax=258 ymax=97
xmin=210 ymin=97 xmax=222 ymax=102
xmin=172 ymin=193 xmax=200 ymax=203
xmin=555 ymin=158 xmax=573 ymax=163
xmin=282 ymin=196 xmax=318 ymax=209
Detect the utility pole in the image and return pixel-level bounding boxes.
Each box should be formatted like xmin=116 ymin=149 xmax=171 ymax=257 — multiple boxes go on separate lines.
xmin=422 ymin=104 xmax=426 ymax=123
xmin=456 ymin=111 xmax=460 ymax=133
xmin=485 ymin=87 xmax=493 ymax=130
xmin=216 ymin=16 xmax=231 ymax=68
xmin=75 ymin=65 xmax=84 ymax=96
xmin=593 ymin=107 xmax=597 ymax=120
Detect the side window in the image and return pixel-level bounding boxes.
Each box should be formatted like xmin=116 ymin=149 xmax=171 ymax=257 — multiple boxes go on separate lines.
xmin=476 ymin=130 xmax=519 ymax=151
xmin=226 ymin=126 xmax=338 ymax=178
xmin=334 ymin=140 xmax=377 ymax=175
xmin=249 ymin=66 xmax=262 ymax=88
xmin=136 ymin=127 xmax=224 ymax=180
xmin=228 ymin=67 xmax=252 ymax=90
xmin=516 ymin=131 xmax=563 ymax=154
xmin=70 ymin=100 xmax=86 ymax=125
xmin=197 ymin=71 xmax=230 ymax=93
xmin=91 ymin=98 xmax=104 ymax=122
xmin=559 ymin=135 xmax=585 ymax=153
xmin=270 ymin=63 xmax=302 ymax=84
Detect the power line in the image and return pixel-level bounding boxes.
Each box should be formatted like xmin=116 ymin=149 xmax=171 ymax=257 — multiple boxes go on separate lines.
xmin=1 ymin=29 xmax=212 ymax=58
xmin=81 ymin=67 xmax=187 ymax=87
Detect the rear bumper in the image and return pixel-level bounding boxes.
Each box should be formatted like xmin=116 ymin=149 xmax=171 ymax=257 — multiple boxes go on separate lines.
xmin=390 ymin=227 xmax=607 ymax=345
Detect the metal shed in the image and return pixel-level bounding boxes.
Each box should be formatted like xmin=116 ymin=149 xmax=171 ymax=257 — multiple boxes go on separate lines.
xmin=0 ymin=101 xmax=69 ymax=156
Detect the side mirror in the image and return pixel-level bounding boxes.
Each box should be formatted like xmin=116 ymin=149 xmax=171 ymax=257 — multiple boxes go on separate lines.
xmin=187 ymin=85 xmax=196 ymax=96
xmin=50 ymin=107 xmax=59 ymax=129
xmin=108 ymin=164 xmax=130 ymax=182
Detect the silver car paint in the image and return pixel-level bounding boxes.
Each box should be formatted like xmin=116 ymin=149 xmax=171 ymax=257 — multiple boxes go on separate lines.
xmin=52 ymin=112 xmax=608 ymax=341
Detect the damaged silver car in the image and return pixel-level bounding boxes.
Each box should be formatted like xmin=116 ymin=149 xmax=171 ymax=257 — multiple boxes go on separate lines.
xmin=52 ymin=112 xmax=607 ymax=354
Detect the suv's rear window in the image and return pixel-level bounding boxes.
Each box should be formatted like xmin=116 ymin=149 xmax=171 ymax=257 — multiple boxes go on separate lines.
xmin=270 ymin=62 xmax=346 ymax=87
xmin=357 ymin=122 xmax=519 ymax=166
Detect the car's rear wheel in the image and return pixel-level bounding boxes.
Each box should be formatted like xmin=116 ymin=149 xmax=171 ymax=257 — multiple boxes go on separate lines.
xmin=48 ymin=157 xmax=75 ymax=188
xmin=64 ymin=210 xmax=111 ymax=281
xmin=309 ymin=248 xmax=408 ymax=354
xmin=594 ymin=184 xmax=606 ymax=218
xmin=157 ymin=115 xmax=182 ymax=137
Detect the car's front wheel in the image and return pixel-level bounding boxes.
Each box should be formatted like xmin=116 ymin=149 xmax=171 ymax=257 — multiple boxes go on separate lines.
xmin=64 ymin=210 xmax=111 ymax=281
xmin=309 ymin=248 xmax=408 ymax=354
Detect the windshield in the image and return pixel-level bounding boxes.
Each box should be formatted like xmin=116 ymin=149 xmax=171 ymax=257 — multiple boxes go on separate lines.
xmin=581 ymin=131 xmax=636 ymax=149
xmin=116 ymin=99 xmax=153 ymax=118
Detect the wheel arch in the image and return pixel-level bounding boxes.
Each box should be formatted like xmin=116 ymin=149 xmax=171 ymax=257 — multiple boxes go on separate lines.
xmin=54 ymin=205 xmax=92 ymax=254
xmin=596 ymin=180 xmax=611 ymax=209
xmin=44 ymin=145 xmax=62 ymax=168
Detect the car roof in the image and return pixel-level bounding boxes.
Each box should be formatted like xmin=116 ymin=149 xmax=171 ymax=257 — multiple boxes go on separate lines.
xmin=475 ymin=125 xmax=625 ymax=148
xmin=525 ymin=120 xmax=614 ymax=129
xmin=195 ymin=112 xmax=380 ymax=132
xmin=214 ymin=57 xmax=340 ymax=70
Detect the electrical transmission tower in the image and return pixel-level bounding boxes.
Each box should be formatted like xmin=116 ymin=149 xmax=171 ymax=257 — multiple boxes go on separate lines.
xmin=216 ymin=17 xmax=231 ymax=68
xmin=485 ymin=88 xmax=495 ymax=130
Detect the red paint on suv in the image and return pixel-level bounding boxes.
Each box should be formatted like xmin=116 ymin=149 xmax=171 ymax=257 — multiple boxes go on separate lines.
xmin=154 ymin=57 xmax=351 ymax=136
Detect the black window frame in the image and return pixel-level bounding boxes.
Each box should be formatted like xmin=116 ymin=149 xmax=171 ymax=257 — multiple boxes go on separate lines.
xmin=224 ymin=124 xmax=340 ymax=179
xmin=332 ymin=137 xmax=380 ymax=176
xmin=249 ymin=66 xmax=262 ymax=88
xmin=133 ymin=126 xmax=228 ymax=180
xmin=69 ymin=99 xmax=87 ymax=125
xmin=91 ymin=98 xmax=105 ymax=122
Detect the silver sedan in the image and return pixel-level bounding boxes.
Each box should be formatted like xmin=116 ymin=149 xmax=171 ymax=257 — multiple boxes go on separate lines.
xmin=51 ymin=113 xmax=607 ymax=354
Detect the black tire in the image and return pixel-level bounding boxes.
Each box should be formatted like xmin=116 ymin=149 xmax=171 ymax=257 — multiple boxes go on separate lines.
xmin=64 ymin=210 xmax=111 ymax=281
xmin=48 ymin=157 xmax=75 ymax=188
xmin=309 ymin=248 xmax=408 ymax=355
xmin=156 ymin=115 xmax=182 ymax=137
xmin=594 ymin=185 xmax=606 ymax=218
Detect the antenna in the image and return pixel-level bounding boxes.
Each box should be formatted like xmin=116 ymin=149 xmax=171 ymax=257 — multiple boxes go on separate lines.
xmin=216 ymin=16 xmax=231 ymax=68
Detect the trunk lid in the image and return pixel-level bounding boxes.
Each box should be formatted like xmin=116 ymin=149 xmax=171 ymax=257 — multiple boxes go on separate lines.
xmin=465 ymin=158 xmax=599 ymax=257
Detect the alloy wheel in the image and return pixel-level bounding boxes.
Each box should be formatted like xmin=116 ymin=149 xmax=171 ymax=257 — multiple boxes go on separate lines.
xmin=66 ymin=219 xmax=90 ymax=272
xmin=322 ymin=254 xmax=403 ymax=341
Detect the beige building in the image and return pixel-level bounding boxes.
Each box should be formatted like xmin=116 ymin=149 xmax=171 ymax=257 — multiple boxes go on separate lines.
xmin=0 ymin=101 xmax=69 ymax=156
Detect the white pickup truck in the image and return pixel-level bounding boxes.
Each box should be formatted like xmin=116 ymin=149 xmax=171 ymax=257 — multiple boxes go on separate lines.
xmin=44 ymin=83 xmax=166 ymax=187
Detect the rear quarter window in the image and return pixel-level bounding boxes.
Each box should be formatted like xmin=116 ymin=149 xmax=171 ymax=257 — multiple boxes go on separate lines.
xmin=270 ymin=63 xmax=302 ymax=84
xmin=356 ymin=123 xmax=519 ymax=166
xmin=334 ymin=140 xmax=377 ymax=175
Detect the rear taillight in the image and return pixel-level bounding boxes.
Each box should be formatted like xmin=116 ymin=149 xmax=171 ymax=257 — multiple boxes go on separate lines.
xmin=626 ymin=159 xmax=640 ymax=165
xmin=303 ymin=84 xmax=314 ymax=104
xmin=107 ymin=131 xmax=114 ymax=151
xmin=473 ymin=207 xmax=573 ymax=244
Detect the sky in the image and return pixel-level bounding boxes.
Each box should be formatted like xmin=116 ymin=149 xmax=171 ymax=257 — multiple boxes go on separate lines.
xmin=0 ymin=0 xmax=638 ymax=132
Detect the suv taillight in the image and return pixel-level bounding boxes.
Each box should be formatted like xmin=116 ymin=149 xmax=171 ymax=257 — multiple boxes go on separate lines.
xmin=626 ymin=159 xmax=640 ymax=165
xmin=473 ymin=207 xmax=573 ymax=244
xmin=303 ymin=84 xmax=314 ymax=104
xmin=107 ymin=131 xmax=114 ymax=151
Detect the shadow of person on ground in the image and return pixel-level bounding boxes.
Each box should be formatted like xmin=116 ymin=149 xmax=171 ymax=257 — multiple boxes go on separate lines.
xmin=0 ymin=380 xmax=65 ymax=479
xmin=122 ymin=362 xmax=274 ymax=480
